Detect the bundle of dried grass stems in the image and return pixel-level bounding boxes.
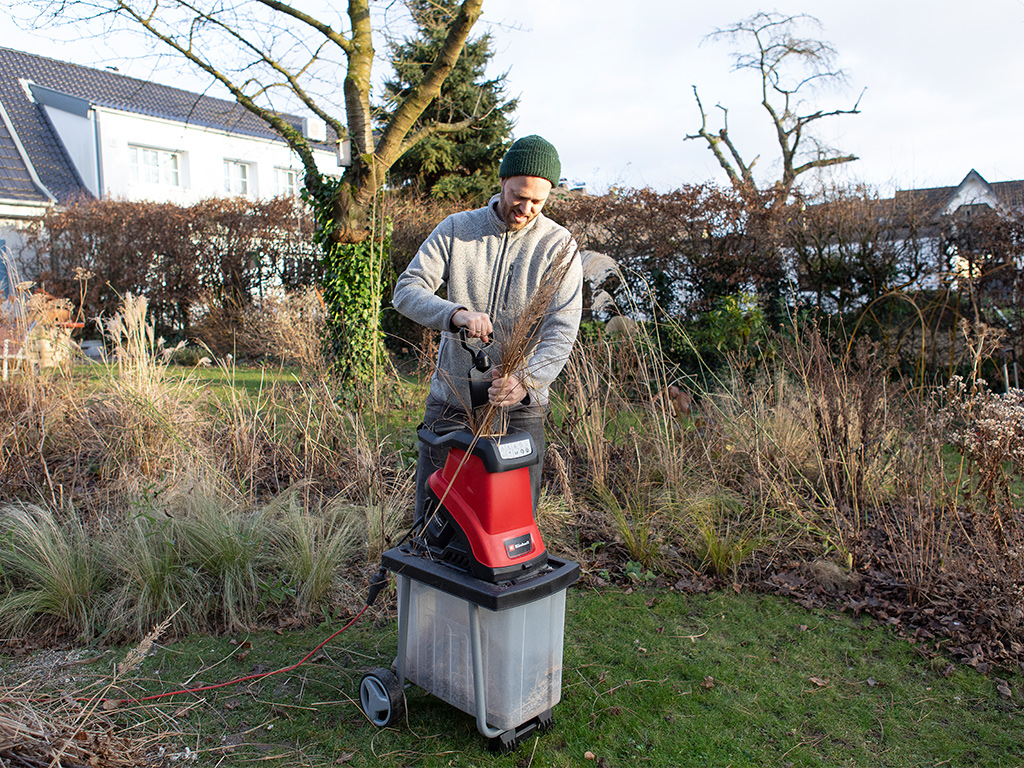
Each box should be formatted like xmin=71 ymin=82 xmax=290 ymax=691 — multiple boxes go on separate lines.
xmin=462 ymin=238 xmax=579 ymax=437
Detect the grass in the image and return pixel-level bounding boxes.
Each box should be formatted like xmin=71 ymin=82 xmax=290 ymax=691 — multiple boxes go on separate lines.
xmin=53 ymin=586 xmax=1021 ymax=768
xmin=76 ymin=358 xmax=305 ymax=400
xmin=187 ymin=363 xmax=303 ymax=398
xmin=0 ymin=503 xmax=104 ymax=639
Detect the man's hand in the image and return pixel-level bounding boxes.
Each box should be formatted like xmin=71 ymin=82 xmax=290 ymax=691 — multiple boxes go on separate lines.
xmin=452 ymin=309 xmax=492 ymax=342
xmin=488 ymin=369 xmax=528 ymax=408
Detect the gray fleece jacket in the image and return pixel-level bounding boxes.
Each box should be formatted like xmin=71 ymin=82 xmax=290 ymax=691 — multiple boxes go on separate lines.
xmin=393 ymin=194 xmax=583 ymax=409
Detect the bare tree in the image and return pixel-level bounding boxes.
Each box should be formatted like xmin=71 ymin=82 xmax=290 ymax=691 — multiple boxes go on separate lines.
xmin=25 ymin=0 xmax=485 ymax=383
xmin=687 ymin=12 xmax=863 ymax=203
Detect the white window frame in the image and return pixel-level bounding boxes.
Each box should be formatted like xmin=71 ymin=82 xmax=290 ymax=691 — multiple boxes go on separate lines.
xmin=224 ymin=159 xmax=251 ymax=196
xmin=275 ymin=166 xmax=300 ymax=198
xmin=129 ymin=145 xmax=181 ymax=187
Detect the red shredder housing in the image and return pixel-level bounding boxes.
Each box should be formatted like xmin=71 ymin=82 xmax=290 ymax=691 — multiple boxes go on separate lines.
xmin=421 ymin=428 xmax=548 ymax=582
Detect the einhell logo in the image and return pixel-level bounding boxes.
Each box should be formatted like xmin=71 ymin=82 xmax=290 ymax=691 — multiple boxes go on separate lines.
xmin=503 ymin=533 xmax=534 ymax=559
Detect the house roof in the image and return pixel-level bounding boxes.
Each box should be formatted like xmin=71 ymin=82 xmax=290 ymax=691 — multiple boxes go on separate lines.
xmin=0 ymin=45 xmax=334 ymax=205
xmin=893 ymin=169 xmax=1024 ymax=219
xmin=0 ymin=100 xmax=51 ymax=205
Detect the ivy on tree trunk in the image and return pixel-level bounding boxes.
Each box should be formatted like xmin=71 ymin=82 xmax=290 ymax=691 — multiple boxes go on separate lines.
xmin=308 ymin=177 xmax=389 ymax=387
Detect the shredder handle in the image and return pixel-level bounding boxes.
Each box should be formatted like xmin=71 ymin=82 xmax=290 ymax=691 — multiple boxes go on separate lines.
xmin=416 ymin=426 xmax=463 ymax=450
xmin=469 ymin=603 xmax=504 ymax=739
xmin=416 ymin=426 xmax=539 ymax=472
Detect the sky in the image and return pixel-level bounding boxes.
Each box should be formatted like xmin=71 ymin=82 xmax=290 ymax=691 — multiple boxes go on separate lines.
xmin=4 ymin=1 xmax=1024 ymax=196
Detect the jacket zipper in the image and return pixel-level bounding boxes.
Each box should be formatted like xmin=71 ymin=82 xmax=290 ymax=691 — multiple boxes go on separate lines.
xmin=487 ymin=229 xmax=511 ymax=317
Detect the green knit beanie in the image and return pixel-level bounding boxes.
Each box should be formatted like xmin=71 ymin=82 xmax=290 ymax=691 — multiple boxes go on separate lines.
xmin=498 ymin=135 xmax=561 ymax=188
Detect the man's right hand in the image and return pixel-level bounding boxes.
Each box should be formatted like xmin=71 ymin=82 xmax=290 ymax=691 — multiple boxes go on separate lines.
xmin=451 ymin=310 xmax=493 ymax=343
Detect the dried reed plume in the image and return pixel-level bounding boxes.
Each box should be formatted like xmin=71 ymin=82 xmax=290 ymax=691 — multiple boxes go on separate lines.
xmin=465 ymin=237 xmax=579 ymax=436
xmin=115 ymin=609 xmax=178 ymax=679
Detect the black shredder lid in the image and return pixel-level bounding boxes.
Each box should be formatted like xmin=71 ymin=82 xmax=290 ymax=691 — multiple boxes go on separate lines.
xmin=382 ymin=545 xmax=580 ymax=611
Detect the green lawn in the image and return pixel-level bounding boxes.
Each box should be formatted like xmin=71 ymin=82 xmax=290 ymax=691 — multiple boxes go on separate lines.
xmin=90 ymin=586 xmax=1023 ymax=767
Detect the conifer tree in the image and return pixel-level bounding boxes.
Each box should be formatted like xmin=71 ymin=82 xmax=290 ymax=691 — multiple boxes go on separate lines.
xmin=382 ymin=0 xmax=517 ymax=204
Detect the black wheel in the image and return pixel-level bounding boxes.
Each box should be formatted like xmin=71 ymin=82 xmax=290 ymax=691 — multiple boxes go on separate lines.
xmin=359 ymin=668 xmax=405 ymax=727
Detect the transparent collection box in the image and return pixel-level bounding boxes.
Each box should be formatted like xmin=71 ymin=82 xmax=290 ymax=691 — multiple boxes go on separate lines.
xmin=396 ymin=574 xmax=569 ymax=730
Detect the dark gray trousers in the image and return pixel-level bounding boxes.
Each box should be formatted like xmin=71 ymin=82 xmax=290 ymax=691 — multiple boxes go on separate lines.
xmin=413 ymin=395 xmax=546 ymax=526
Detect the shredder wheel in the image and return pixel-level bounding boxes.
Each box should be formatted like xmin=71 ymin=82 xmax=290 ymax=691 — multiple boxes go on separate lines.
xmin=359 ymin=668 xmax=405 ymax=727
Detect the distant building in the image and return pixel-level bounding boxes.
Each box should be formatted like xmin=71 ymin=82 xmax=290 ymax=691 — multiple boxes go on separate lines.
xmin=0 ymin=45 xmax=344 ymax=256
xmin=894 ymin=169 xmax=1024 ymax=222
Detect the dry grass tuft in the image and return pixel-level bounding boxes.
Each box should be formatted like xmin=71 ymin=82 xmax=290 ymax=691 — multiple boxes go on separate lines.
xmin=0 ymin=612 xmax=190 ymax=767
xmin=0 ymin=686 xmax=182 ymax=767
xmin=190 ymin=286 xmax=327 ymax=372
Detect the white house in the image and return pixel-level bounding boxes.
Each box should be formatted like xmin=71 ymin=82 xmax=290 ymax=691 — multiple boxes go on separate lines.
xmin=0 ymin=45 xmax=345 ymax=256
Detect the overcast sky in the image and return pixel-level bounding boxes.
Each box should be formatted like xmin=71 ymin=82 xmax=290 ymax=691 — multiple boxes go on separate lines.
xmin=5 ymin=1 xmax=1024 ymax=196
xmin=479 ymin=0 xmax=1024 ymax=195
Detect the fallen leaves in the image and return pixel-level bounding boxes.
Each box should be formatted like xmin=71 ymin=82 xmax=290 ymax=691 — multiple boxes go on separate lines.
xmin=760 ymin=519 xmax=1024 ymax=674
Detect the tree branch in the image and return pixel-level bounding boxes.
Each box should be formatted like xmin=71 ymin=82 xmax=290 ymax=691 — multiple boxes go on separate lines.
xmin=254 ymin=0 xmax=353 ymax=55
xmin=792 ymin=154 xmax=858 ymax=177
xmin=112 ymin=0 xmax=321 ymax=178
xmin=176 ymin=0 xmax=346 ymax=141
xmin=684 ymin=86 xmax=748 ymax=191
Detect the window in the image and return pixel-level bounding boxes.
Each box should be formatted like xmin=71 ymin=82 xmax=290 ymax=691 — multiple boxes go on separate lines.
xmin=275 ymin=167 xmax=300 ymax=198
xmin=224 ymin=160 xmax=250 ymax=195
xmin=129 ymin=145 xmax=180 ymax=187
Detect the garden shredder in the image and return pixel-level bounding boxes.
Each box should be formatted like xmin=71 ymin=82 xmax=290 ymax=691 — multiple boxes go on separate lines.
xmin=359 ymin=334 xmax=579 ymax=752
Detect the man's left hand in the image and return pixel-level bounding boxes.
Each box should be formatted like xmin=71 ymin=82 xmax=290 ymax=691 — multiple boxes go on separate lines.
xmin=488 ymin=369 xmax=528 ymax=407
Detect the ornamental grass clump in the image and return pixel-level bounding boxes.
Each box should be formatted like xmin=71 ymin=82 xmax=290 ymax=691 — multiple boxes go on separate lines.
xmin=684 ymin=488 xmax=761 ymax=582
xmin=341 ymin=413 xmax=413 ymax=560
xmin=241 ymin=286 xmax=327 ymax=372
xmin=0 ymin=291 xmax=415 ymax=639
xmin=558 ymin=311 xmax=712 ymax=574
xmin=554 ymin=310 xmax=960 ymax=585
xmin=107 ymin=499 xmax=213 ymax=639
xmin=691 ymin=323 xmax=909 ymax=566
xmin=265 ymin=488 xmax=361 ymax=614
xmin=560 ymin=339 xmax=616 ymax=489
xmin=98 ymin=293 xmax=213 ymax=492
xmin=193 ymin=286 xmax=328 ymax=373
xmin=172 ymin=493 xmax=268 ymax=633
xmin=0 ymin=502 xmax=106 ymax=640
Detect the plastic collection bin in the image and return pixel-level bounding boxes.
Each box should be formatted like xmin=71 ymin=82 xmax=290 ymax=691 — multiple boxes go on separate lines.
xmin=380 ymin=545 xmax=579 ymax=746
xmin=398 ymin=575 xmax=567 ymax=729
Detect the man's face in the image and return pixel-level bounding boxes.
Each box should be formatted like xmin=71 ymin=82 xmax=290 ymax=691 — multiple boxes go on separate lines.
xmin=498 ymin=176 xmax=553 ymax=231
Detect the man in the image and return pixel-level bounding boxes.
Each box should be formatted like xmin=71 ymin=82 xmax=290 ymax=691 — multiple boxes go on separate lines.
xmin=393 ymin=134 xmax=583 ymax=524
